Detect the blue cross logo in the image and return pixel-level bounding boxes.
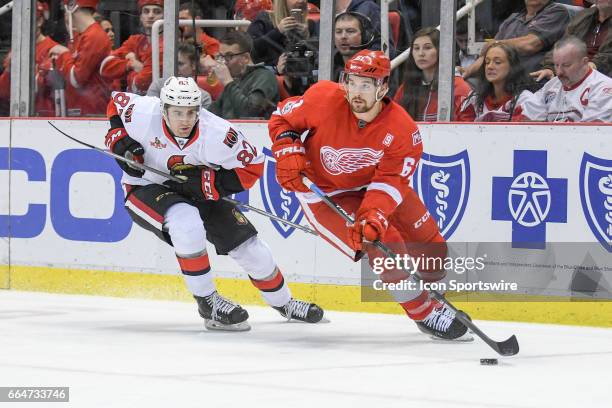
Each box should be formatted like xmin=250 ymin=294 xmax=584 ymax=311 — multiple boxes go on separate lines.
xmin=492 ymin=150 xmax=567 ymax=249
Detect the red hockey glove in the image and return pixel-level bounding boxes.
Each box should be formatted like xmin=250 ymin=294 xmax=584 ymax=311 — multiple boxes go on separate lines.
xmin=104 ymin=127 xmax=144 ymax=178
xmin=271 ymin=134 xmax=309 ymax=193
xmin=348 ymin=208 xmax=389 ymax=251
xmin=165 ymin=164 xmax=220 ymax=201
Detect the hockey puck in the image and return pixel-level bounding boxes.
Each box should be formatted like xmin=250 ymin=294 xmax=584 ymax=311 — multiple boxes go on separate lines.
xmin=480 ymin=358 xmax=498 ymax=365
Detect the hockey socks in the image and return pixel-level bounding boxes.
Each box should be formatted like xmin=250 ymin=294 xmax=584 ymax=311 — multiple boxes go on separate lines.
xmin=177 ymin=251 xmax=215 ymax=297
xmin=398 ymin=290 xmax=436 ymax=321
xmin=249 ymin=268 xmax=291 ymax=307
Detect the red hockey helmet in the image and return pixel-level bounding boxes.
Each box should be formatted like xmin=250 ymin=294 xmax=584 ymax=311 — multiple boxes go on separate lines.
xmin=138 ymin=0 xmax=164 ymax=10
xmin=344 ymin=50 xmax=391 ymax=80
xmin=234 ymin=0 xmax=272 ymax=21
xmin=63 ymin=0 xmax=99 ymax=10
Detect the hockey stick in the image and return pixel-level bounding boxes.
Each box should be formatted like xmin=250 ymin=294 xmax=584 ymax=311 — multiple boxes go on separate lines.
xmin=301 ymin=176 xmax=519 ymax=356
xmin=48 ymin=122 xmax=317 ymax=235
xmin=48 ymin=121 xmax=185 ymax=183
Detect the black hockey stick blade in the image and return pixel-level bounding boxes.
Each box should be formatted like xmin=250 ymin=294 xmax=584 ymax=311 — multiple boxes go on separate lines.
xmin=48 ymin=121 xmax=184 ymax=183
xmin=455 ymin=312 xmax=519 ymax=356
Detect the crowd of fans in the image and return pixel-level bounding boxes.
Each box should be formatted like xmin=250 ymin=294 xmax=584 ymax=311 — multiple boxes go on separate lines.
xmin=0 ymin=0 xmax=610 ymax=122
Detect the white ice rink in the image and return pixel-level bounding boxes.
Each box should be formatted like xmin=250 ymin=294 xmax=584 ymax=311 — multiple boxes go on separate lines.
xmin=1 ymin=290 xmax=611 ymax=408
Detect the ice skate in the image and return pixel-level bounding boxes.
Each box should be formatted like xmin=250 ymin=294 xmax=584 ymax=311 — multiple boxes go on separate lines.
xmin=194 ymin=292 xmax=250 ymax=331
xmin=273 ymin=298 xmax=324 ymax=323
xmin=416 ymin=301 xmax=473 ymax=341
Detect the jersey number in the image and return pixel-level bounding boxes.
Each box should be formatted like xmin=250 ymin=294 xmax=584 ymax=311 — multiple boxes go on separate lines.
xmin=237 ymin=140 xmax=257 ymax=166
xmin=400 ymin=157 xmax=416 ymax=178
xmin=113 ymin=92 xmax=130 ymax=108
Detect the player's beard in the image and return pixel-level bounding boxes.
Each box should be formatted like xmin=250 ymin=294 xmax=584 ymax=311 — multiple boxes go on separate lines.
xmin=349 ymin=96 xmax=375 ymax=113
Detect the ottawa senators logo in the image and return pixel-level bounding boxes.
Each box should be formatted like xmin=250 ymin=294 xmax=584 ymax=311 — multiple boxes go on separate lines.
xmin=223 ymin=127 xmax=239 ymax=148
xmin=232 ymin=208 xmax=248 ymax=225
xmin=167 ymin=155 xmax=186 ymax=170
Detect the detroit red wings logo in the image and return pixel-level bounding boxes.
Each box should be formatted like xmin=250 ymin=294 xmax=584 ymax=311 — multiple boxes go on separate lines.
xmin=320 ymin=146 xmax=383 ymax=175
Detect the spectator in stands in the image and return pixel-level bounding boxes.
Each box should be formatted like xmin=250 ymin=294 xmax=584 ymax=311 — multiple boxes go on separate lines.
xmin=92 ymin=12 xmax=115 ymax=45
xmin=335 ymin=0 xmax=380 ymax=42
xmin=178 ymin=2 xmax=221 ymax=57
xmin=455 ymin=18 xmax=480 ymax=74
xmin=394 ymin=27 xmax=472 ymax=121
xmin=532 ymin=0 xmax=612 ymax=81
xmin=275 ymin=9 xmax=369 ymax=99
xmin=335 ymin=0 xmax=396 ymax=56
xmin=248 ymin=0 xmax=317 ymax=67
xmin=99 ymin=19 xmax=116 ymax=44
xmin=203 ymin=30 xmax=280 ymax=119
xmin=520 ymin=36 xmax=612 ymax=122
xmin=99 ymin=0 xmax=163 ymax=94
xmin=456 ymin=42 xmax=536 ymax=121
xmin=0 ymin=1 xmax=59 ymax=116
xmin=47 ymin=0 xmax=111 ymax=116
xmin=462 ymin=0 xmax=570 ymax=79
xmin=331 ymin=11 xmax=376 ymax=81
xmin=234 ymin=0 xmax=273 ymax=25
xmin=147 ymin=44 xmax=212 ymax=109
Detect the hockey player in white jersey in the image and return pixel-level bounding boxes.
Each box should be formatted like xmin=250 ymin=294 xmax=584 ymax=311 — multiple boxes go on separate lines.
xmin=520 ymin=36 xmax=612 ymax=122
xmin=105 ymin=76 xmax=323 ymax=331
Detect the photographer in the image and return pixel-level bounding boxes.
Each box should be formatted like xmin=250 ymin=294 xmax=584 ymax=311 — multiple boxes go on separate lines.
xmin=247 ymin=0 xmax=317 ymax=67
xmin=203 ymin=30 xmax=279 ymax=119
xmin=276 ymin=38 xmax=318 ymax=98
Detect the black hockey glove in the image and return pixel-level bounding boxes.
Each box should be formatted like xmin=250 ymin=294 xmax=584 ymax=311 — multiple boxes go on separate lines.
xmin=104 ymin=127 xmax=145 ymax=178
xmin=164 ymin=164 xmax=221 ymax=201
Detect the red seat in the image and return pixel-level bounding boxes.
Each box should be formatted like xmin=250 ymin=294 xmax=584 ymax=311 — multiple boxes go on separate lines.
xmin=308 ymin=12 xmax=320 ymax=23
xmin=388 ymin=11 xmax=400 ymax=46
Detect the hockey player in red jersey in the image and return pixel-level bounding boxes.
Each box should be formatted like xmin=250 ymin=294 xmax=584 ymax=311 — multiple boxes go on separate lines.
xmin=46 ymin=0 xmax=111 ymax=116
xmin=269 ymin=50 xmax=472 ymax=340
xmin=105 ymin=76 xmax=323 ymax=330
xmin=0 ymin=1 xmax=59 ymax=116
xmin=99 ymin=0 xmax=164 ymax=94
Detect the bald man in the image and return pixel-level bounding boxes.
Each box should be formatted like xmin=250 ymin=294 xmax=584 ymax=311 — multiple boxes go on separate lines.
xmin=520 ymin=36 xmax=612 ymax=122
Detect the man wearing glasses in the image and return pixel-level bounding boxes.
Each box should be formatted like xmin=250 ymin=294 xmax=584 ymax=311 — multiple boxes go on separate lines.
xmin=203 ymin=31 xmax=280 ymax=119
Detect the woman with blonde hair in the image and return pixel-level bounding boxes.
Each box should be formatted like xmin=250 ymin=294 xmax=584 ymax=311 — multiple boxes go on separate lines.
xmin=247 ymin=0 xmax=317 ymax=67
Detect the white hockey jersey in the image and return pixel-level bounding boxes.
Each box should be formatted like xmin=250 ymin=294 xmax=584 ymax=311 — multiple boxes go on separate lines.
xmin=520 ymin=69 xmax=612 ymax=122
xmin=107 ymin=91 xmax=264 ymax=189
xmin=457 ymin=90 xmax=532 ymax=122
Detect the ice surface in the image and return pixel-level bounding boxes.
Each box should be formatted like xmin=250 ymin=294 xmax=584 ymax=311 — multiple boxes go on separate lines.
xmin=1 ymin=291 xmax=610 ymax=408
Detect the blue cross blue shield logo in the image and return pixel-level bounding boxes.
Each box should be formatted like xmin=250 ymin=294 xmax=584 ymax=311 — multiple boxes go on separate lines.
xmin=412 ymin=151 xmax=470 ymax=239
xmin=492 ymin=150 xmax=567 ymax=249
xmin=259 ymin=147 xmax=305 ymax=238
xmin=579 ymin=153 xmax=612 ymax=252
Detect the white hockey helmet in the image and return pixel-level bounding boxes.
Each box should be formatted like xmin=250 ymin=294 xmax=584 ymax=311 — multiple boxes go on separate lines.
xmin=160 ymin=76 xmax=201 ymax=108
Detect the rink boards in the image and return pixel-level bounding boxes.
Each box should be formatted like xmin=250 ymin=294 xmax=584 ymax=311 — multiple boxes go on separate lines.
xmin=0 ymin=118 xmax=610 ymax=326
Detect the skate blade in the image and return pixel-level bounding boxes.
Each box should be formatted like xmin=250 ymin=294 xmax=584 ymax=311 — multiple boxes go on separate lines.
xmin=204 ymin=319 xmax=251 ymax=332
xmin=429 ymin=332 xmax=474 ymax=342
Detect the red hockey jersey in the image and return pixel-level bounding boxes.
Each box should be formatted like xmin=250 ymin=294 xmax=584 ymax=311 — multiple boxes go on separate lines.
xmin=55 ymin=23 xmax=112 ymax=115
xmin=99 ymin=34 xmax=160 ymax=94
xmin=0 ymin=36 xmax=59 ymax=116
xmin=268 ymin=80 xmax=423 ymax=216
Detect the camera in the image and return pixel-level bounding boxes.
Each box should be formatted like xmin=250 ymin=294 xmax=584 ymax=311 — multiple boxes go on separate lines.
xmin=284 ymin=40 xmax=318 ymax=95
xmin=285 ymin=41 xmax=316 ymax=78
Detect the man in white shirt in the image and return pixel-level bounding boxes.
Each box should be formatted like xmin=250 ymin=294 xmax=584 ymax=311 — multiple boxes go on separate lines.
xmin=521 ymin=36 xmax=612 ymax=122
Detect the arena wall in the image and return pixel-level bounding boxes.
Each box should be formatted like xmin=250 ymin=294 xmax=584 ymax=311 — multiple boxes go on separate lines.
xmin=1 ymin=118 xmax=610 ymax=326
